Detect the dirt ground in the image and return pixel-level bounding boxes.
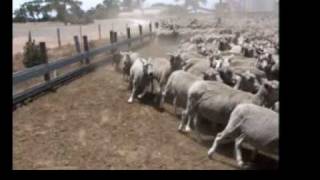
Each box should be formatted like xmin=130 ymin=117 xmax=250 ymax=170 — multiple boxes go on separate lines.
xmin=13 ymin=61 xmax=237 ymax=170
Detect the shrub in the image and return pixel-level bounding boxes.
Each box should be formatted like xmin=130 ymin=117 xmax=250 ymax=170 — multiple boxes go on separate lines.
xmin=22 ymin=40 xmax=46 ymax=68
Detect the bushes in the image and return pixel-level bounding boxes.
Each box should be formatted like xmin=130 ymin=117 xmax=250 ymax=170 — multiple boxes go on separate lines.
xmin=22 ymin=40 xmax=46 ymax=68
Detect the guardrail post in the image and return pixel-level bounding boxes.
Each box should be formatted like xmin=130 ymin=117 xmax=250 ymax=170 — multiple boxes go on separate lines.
xmin=127 ymin=27 xmax=131 ymax=49
xmin=57 ymin=28 xmax=61 ymax=48
xmin=139 ymin=25 xmax=143 ymax=42
xmin=83 ymin=36 xmax=90 ymax=64
xmin=39 ymin=42 xmax=50 ymax=82
xmin=74 ymin=35 xmax=83 ymax=64
xmin=98 ymin=24 xmax=101 ymax=40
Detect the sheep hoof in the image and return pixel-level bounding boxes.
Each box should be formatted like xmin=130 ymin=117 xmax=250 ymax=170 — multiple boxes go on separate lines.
xmin=207 ymin=149 xmax=214 ymax=159
xmin=184 ymin=126 xmax=191 ymax=132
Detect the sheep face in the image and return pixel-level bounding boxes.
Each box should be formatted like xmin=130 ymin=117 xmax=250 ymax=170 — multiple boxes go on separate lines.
xmin=238 ymin=72 xmax=261 ymax=93
xmin=262 ymin=80 xmax=279 ymax=105
xmin=143 ymin=59 xmax=154 ymax=79
xmin=169 ymin=54 xmax=183 ymax=71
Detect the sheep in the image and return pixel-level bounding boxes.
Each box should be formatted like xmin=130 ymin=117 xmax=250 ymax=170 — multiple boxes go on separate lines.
xmin=207 ymin=103 xmax=279 ymax=168
xmin=148 ymin=56 xmax=183 ymax=104
xmin=160 ymin=70 xmax=201 ymax=113
xmin=127 ymin=58 xmax=154 ymax=103
xmin=180 ymin=79 xmax=279 ymax=133
xmin=233 ymin=71 xmax=261 ymax=94
xmin=120 ymin=51 xmax=140 ymax=80
xmin=216 ymin=56 xmax=266 ymax=93
xmin=256 ymin=53 xmax=279 ymax=80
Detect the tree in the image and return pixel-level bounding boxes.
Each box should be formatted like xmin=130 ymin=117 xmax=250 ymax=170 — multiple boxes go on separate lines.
xmin=175 ymin=0 xmax=207 ymax=12
xmin=122 ymin=0 xmax=133 ymax=11
xmin=13 ymin=8 xmax=28 ymax=22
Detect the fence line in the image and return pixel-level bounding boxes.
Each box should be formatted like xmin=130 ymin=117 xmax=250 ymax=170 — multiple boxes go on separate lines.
xmin=13 ymin=22 xmax=158 ymax=107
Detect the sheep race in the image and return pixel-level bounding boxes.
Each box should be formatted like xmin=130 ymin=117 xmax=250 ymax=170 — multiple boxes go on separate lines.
xmin=13 ymin=0 xmax=279 ymax=170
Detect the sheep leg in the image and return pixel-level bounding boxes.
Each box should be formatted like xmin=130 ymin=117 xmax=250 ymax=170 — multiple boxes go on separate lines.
xmin=250 ymin=148 xmax=258 ymax=162
xmin=182 ymin=96 xmax=195 ymax=133
xmin=184 ymin=112 xmax=193 ymax=132
xmin=128 ymin=85 xmax=137 ymax=103
xmin=235 ymin=135 xmax=245 ymax=168
xmin=178 ymin=110 xmax=188 ymax=131
xmin=173 ymin=96 xmax=178 ymax=115
xmin=208 ymin=131 xmax=229 ymax=159
xmin=159 ymin=87 xmax=167 ymax=109
xmin=137 ymin=88 xmax=148 ymax=99
xmin=193 ymin=113 xmax=203 ymax=142
xmin=155 ymin=83 xmax=165 ymax=105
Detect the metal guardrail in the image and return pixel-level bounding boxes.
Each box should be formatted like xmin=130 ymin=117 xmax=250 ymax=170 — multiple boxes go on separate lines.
xmin=13 ymin=34 xmax=152 ymax=85
xmin=13 ymin=32 xmax=155 ymax=107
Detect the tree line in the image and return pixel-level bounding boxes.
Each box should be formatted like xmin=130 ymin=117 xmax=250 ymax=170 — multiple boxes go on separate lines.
xmin=13 ymin=0 xmax=209 ymax=24
xmin=13 ymin=0 xmax=146 ymax=24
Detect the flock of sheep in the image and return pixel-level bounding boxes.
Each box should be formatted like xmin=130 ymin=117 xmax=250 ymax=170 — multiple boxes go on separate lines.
xmin=112 ymin=16 xmax=279 ymax=169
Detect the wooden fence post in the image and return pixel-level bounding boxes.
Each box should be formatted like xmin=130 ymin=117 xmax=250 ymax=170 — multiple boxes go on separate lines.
xmin=139 ymin=25 xmax=143 ymax=42
xmin=83 ymin=36 xmax=90 ymax=64
xmin=113 ymin=31 xmax=118 ymax=52
xmin=28 ymin=31 xmax=32 ymax=42
xmin=79 ymin=25 xmax=83 ymax=47
xmin=98 ymin=24 xmax=101 ymax=40
xmin=74 ymin=35 xmax=82 ymax=64
xmin=127 ymin=27 xmax=131 ymax=49
xmin=110 ymin=30 xmax=114 ymax=44
xmin=110 ymin=30 xmax=114 ymax=54
xmin=57 ymin=28 xmax=61 ymax=48
xmin=149 ymin=23 xmax=152 ymax=33
xmin=114 ymin=31 xmax=118 ymax=43
xmin=39 ymin=42 xmax=50 ymax=81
